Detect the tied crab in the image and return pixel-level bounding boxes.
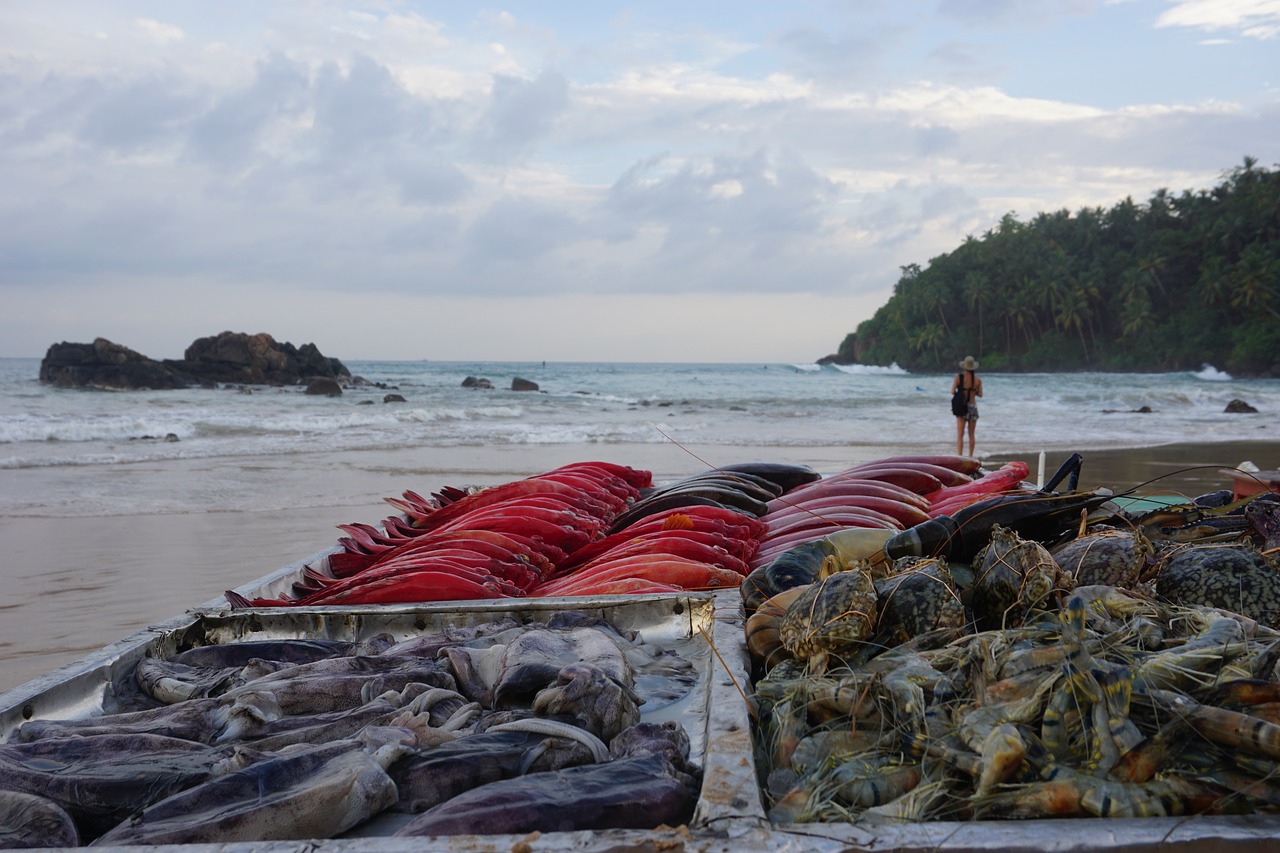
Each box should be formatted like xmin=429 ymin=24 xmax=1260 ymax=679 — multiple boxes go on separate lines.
xmin=743 ymin=555 xmax=881 ymax=677
xmin=969 ymin=524 xmax=1073 ymax=632
xmin=747 ymin=554 xmax=964 ymax=675
xmin=1154 ymin=543 xmax=1280 ymax=627
xmin=779 ymin=559 xmax=878 ymax=676
xmin=872 ymin=557 xmax=966 ymax=648
xmin=1051 ymin=526 xmax=1156 ymax=589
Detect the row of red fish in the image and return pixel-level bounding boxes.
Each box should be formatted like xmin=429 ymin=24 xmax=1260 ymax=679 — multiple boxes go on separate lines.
xmin=749 ymin=456 xmax=1031 ymax=569
xmin=226 ymin=456 xmax=1030 ymax=608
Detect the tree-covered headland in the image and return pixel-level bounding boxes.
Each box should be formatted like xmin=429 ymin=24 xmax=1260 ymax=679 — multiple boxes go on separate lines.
xmin=831 ymin=157 xmax=1280 ymax=376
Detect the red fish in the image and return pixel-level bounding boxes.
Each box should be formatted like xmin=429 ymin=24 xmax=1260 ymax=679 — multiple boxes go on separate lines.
xmin=533 ymin=556 xmax=744 ymax=596
xmin=228 ymin=569 xmax=510 ymax=608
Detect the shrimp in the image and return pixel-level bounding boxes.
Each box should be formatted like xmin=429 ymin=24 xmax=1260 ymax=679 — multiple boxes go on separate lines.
xmin=1146 ymin=687 xmax=1280 ymax=761
xmin=860 ymin=778 xmax=956 ymax=822
xmin=880 ymin=655 xmax=945 ymax=737
xmin=770 ymin=754 xmax=923 ymax=821
xmin=976 ymin=722 xmax=1028 ymax=796
xmin=979 ymin=764 xmax=1216 ymax=819
xmin=957 ymin=672 xmax=1057 ymax=753
xmin=1136 ymin=615 xmax=1249 ymax=692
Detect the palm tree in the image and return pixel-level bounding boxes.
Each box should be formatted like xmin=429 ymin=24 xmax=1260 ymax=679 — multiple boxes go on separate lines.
xmin=963 ymin=271 xmax=990 ymax=354
xmin=910 ymin=323 xmax=945 ymax=365
xmin=1053 ymin=286 xmax=1092 ymax=359
xmin=1230 ymin=243 xmax=1280 ymax=321
xmin=1120 ymin=291 xmax=1154 ymax=338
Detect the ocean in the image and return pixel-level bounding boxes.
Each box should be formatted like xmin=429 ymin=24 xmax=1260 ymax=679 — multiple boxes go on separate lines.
xmin=1 ymin=357 xmax=1278 ymax=518
xmin=0 ymin=356 xmax=1277 ymax=692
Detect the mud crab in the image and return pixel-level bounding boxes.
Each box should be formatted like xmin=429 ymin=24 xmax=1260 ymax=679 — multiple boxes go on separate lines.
xmin=778 ymin=560 xmax=879 ymax=675
xmin=969 ymin=525 xmax=1073 ymax=632
xmin=1154 ymin=543 xmax=1280 ymax=626
xmin=873 ymin=557 xmax=965 ymax=646
xmin=1050 ymin=526 xmax=1156 ymax=589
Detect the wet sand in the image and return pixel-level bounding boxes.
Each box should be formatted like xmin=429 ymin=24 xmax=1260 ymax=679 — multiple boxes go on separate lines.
xmin=2 ymin=439 xmax=1277 ymax=695
xmin=987 ymin=440 xmax=1280 ymax=498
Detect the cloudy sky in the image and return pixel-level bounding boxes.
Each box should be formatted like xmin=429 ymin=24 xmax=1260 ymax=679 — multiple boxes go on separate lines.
xmin=1 ymin=1 xmax=1276 ymax=363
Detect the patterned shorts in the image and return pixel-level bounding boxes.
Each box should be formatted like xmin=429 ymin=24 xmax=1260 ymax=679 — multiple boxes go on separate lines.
xmin=965 ymin=403 xmax=979 ymax=422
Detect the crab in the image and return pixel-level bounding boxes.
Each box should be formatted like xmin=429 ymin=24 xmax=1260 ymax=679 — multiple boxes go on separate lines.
xmin=969 ymin=524 xmax=1073 ymax=632
xmin=873 ymin=557 xmax=966 ymax=646
xmin=1050 ymin=526 xmax=1156 ymax=589
xmin=778 ymin=557 xmax=878 ymax=675
xmin=1154 ymin=543 xmax=1280 ymax=626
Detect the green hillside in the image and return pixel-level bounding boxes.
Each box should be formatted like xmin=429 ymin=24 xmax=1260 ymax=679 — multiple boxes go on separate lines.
xmin=832 ymin=157 xmax=1280 ymax=376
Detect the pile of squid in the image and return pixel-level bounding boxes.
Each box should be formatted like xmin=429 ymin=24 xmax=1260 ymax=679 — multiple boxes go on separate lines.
xmin=743 ymin=466 xmax=1280 ymax=823
xmin=228 ymin=454 xmax=1023 ymax=608
xmin=0 ymin=612 xmax=701 ymax=846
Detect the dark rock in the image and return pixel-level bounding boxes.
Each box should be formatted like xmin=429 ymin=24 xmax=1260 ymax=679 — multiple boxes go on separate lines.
xmin=511 ymin=377 xmax=539 ymax=391
xmin=174 ymin=331 xmax=350 ymax=386
xmin=304 ymin=378 xmax=343 ymax=397
xmin=39 ymin=332 xmax=350 ymax=391
xmin=462 ymin=376 xmax=493 ymax=390
xmin=39 ymin=339 xmax=190 ymax=390
xmin=1225 ymin=399 xmax=1259 ymax=413
xmin=384 ymin=394 xmax=407 ymax=403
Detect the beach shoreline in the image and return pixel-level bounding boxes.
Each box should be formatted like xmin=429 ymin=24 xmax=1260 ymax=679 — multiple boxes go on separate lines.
xmin=2 ymin=438 xmax=1276 ymax=694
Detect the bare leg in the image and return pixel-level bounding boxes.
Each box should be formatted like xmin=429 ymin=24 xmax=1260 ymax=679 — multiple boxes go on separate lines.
xmin=955 ymin=418 xmax=965 ymax=456
xmin=967 ymin=420 xmax=977 ymax=456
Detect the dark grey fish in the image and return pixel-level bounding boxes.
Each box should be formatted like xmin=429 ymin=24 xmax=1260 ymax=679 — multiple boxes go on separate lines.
xmin=168 ymin=635 xmax=392 ymax=668
xmin=0 ymin=790 xmax=80 ymax=849
xmin=389 ymin=728 xmax=597 ymax=813
xmin=11 ymin=697 xmax=225 ymax=745
xmin=393 ymin=722 xmax=697 ymax=837
xmin=227 ymin=694 xmax=406 ymax=752
xmin=492 ymin=627 xmax=633 ymax=709
xmin=531 ymin=663 xmax=641 ymax=742
xmin=230 ymin=685 xmax=474 ymax=752
xmin=216 ymin=655 xmax=456 ymax=730
xmin=380 ymin=619 xmax=521 ymax=658
xmin=134 ymin=656 xmax=294 ymax=704
xmin=659 ymin=472 xmax=781 ymax=501
xmin=716 ymin=461 xmax=822 ymax=494
xmin=90 ymin=729 xmax=411 ymax=846
xmin=628 ymin=484 xmax=769 ymax=518
xmin=439 ymin=644 xmax=504 ymax=706
xmin=0 ymin=733 xmax=235 ymax=838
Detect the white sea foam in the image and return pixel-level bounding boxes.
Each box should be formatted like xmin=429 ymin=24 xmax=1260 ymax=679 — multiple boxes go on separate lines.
xmin=830 ymin=362 xmax=910 ymax=376
xmin=1194 ymin=364 xmax=1233 ymax=381
xmin=1 ymin=357 xmax=1276 ymax=513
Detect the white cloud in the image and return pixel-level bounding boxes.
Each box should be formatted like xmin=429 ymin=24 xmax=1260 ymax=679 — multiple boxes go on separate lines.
xmin=0 ymin=1 xmax=1275 ymax=361
xmin=1156 ymin=0 xmax=1280 ymax=38
xmin=135 ymin=17 xmax=185 ymax=45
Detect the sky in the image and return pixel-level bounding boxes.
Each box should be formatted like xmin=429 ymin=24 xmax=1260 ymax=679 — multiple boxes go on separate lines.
xmin=1 ymin=1 xmax=1277 ymax=364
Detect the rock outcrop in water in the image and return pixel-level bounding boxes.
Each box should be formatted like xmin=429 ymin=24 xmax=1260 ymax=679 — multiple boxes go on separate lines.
xmin=40 ymin=333 xmax=350 ymax=391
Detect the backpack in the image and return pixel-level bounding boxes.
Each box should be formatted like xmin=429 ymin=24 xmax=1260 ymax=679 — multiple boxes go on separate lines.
xmin=950 ymin=374 xmax=968 ymax=417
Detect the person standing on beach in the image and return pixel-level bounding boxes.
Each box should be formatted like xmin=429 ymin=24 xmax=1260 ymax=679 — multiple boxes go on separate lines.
xmin=951 ymin=356 xmax=983 ymax=456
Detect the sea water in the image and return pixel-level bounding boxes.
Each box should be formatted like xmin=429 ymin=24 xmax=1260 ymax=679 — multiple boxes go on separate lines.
xmin=1 ymin=357 xmax=1276 ymax=516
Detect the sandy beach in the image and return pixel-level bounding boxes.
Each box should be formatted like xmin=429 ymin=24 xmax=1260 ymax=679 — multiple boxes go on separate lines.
xmin=2 ymin=439 xmax=1277 ymax=695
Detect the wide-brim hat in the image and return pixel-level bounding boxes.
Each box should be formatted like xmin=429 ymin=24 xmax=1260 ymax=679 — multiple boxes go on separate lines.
xmin=959 ymin=356 xmax=979 ymax=370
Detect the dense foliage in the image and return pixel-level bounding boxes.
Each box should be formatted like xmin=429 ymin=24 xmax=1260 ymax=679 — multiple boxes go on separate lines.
xmin=839 ymin=158 xmax=1280 ymax=375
